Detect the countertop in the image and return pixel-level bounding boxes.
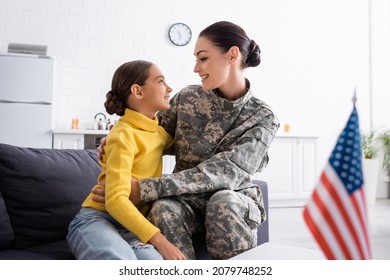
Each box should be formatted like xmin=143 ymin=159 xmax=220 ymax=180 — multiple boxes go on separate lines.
xmin=52 ymin=129 xmax=109 ymax=135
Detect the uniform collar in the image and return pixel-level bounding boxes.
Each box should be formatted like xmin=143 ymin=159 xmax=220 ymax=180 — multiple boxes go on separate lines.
xmin=210 ymin=79 xmax=252 ymax=110
xmin=121 ymin=108 xmax=159 ymax=132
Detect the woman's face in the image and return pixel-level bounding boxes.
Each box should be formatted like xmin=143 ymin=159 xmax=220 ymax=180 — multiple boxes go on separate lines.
xmin=193 ymin=36 xmax=231 ymax=91
xmin=139 ymin=64 xmax=172 ymax=113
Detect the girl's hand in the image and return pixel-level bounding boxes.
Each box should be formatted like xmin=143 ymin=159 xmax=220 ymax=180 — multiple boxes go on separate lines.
xmin=149 ymin=232 xmax=187 ymax=260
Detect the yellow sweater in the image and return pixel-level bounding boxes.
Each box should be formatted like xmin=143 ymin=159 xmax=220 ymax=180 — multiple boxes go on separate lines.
xmin=82 ymin=108 xmax=173 ymax=243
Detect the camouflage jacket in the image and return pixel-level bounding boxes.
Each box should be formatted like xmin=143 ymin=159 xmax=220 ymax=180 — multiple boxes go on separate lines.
xmin=139 ymin=82 xmax=279 ymax=205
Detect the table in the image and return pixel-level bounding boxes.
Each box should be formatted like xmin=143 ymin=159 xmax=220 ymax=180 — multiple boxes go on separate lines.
xmin=230 ymin=242 xmax=325 ymax=260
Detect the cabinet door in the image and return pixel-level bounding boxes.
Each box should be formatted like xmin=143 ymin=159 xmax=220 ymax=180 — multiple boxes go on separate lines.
xmin=253 ymin=137 xmax=318 ymax=207
xmin=254 ymin=138 xmax=297 ymax=200
xmin=52 ymin=134 xmax=84 ymax=149
xmin=297 ymin=138 xmax=317 ymax=197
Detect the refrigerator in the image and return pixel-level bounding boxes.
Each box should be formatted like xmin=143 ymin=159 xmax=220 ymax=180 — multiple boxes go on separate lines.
xmin=0 ymin=53 xmax=54 ymax=148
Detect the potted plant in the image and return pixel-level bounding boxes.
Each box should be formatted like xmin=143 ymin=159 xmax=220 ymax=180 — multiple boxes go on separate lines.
xmin=361 ymin=131 xmax=380 ymax=204
xmin=361 ymin=131 xmax=378 ymax=159
xmin=377 ymin=130 xmax=390 ymax=177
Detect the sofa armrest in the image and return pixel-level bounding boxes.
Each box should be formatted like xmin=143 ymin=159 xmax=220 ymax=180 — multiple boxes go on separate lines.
xmin=252 ymin=180 xmax=269 ymax=245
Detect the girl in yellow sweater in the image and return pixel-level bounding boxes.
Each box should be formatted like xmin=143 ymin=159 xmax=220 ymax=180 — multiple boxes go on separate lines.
xmin=66 ymin=60 xmax=185 ymax=260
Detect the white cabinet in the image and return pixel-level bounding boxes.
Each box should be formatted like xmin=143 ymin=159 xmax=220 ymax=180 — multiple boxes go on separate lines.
xmin=253 ymin=136 xmax=318 ymax=207
xmin=52 ymin=130 xmax=108 ymax=149
xmin=52 ymin=133 xmax=84 ymax=149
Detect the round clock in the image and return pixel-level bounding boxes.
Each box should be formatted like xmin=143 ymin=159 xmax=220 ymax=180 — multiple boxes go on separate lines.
xmin=168 ymin=23 xmax=192 ymax=46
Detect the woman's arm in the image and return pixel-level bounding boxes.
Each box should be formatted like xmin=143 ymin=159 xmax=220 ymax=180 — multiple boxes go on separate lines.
xmin=139 ymin=106 xmax=279 ymax=202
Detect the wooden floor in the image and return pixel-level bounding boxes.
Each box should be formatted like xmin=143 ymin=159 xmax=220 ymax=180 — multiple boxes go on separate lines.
xmin=268 ymin=199 xmax=390 ymax=259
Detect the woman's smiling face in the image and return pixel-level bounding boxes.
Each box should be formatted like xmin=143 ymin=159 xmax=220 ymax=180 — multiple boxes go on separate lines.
xmin=193 ymin=36 xmax=231 ymax=91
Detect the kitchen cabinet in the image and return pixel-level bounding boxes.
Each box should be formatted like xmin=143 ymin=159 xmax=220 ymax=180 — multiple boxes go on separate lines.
xmin=52 ymin=133 xmax=84 ymax=149
xmin=252 ymin=136 xmax=318 ymax=207
xmin=52 ymin=129 xmax=108 ymax=149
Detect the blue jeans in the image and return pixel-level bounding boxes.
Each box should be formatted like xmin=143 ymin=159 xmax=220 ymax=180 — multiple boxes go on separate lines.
xmin=67 ymin=207 xmax=163 ymax=260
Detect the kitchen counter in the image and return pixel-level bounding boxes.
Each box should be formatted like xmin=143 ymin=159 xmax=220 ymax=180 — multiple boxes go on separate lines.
xmin=52 ymin=129 xmax=109 ymax=149
xmin=52 ymin=129 xmax=109 ymax=135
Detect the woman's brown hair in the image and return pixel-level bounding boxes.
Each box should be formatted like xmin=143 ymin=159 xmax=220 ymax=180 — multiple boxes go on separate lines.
xmin=199 ymin=21 xmax=261 ymax=68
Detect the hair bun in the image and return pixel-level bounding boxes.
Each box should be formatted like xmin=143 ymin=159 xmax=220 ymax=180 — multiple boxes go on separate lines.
xmin=104 ymin=90 xmax=126 ymax=116
xmin=246 ymin=39 xmax=261 ymax=67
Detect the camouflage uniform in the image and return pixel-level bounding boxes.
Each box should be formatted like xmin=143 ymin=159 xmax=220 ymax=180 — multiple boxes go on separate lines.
xmin=139 ymin=81 xmax=279 ymax=259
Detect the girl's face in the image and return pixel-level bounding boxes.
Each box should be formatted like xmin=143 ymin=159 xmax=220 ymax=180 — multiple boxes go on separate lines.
xmin=193 ymin=36 xmax=231 ymax=91
xmin=139 ymin=64 xmax=172 ymax=113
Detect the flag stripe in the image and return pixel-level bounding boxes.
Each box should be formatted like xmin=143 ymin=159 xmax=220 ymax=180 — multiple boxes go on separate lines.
xmin=313 ymin=177 xmax=353 ymax=259
xmin=325 ymin=166 xmax=371 ymax=259
xmin=305 ymin=171 xmax=358 ymax=259
xmin=302 ymin=201 xmax=335 ymax=259
xmin=303 ymin=191 xmax=344 ymax=259
xmin=353 ymin=187 xmax=371 ymax=258
xmin=350 ymin=188 xmax=371 ymax=258
xmin=322 ymin=169 xmax=363 ymax=259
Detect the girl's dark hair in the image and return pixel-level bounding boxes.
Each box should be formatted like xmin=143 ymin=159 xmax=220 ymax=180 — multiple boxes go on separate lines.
xmin=104 ymin=60 xmax=153 ymax=116
xmin=199 ymin=21 xmax=261 ymax=68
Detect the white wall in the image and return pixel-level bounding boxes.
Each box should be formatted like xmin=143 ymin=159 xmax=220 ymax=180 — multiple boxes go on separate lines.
xmin=370 ymin=0 xmax=390 ymax=132
xmin=370 ymin=0 xmax=390 ymax=198
xmin=0 ymin=0 xmax=388 ymax=193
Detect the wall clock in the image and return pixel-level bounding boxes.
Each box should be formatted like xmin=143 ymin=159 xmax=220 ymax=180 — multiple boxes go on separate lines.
xmin=168 ymin=23 xmax=192 ymax=46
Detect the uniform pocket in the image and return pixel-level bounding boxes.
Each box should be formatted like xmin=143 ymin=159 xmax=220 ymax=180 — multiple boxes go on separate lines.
xmin=246 ymin=199 xmax=262 ymax=230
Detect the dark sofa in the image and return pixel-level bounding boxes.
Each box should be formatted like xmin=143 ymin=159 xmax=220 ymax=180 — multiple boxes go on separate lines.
xmin=0 ymin=143 xmax=269 ymax=260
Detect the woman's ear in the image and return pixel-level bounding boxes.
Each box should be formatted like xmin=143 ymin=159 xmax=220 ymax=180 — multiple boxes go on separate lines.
xmin=130 ymin=84 xmax=143 ymax=99
xmin=228 ymin=46 xmax=240 ymax=64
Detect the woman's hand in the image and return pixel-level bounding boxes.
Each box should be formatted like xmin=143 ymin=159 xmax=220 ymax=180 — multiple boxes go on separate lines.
xmin=91 ymin=184 xmax=106 ymax=203
xmin=149 ymin=232 xmax=187 ymax=260
xmin=92 ymin=178 xmax=141 ymax=205
xmin=96 ymin=136 xmax=107 ymax=160
xmin=129 ymin=178 xmax=141 ymax=205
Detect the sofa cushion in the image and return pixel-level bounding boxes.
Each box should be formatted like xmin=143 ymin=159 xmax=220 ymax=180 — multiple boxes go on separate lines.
xmin=0 ymin=143 xmax=101 ymax=249
xmin=25 ymin=239 xmax=75 ymax=260
xmin=0 ymin=191 xmax=14 ymax=249
xmin=0 ymin=249 xmax=53 ymax=260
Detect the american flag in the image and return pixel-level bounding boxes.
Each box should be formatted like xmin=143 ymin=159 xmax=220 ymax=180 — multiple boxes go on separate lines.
xmin=303 ymin=105 xmax=372 ymax=259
